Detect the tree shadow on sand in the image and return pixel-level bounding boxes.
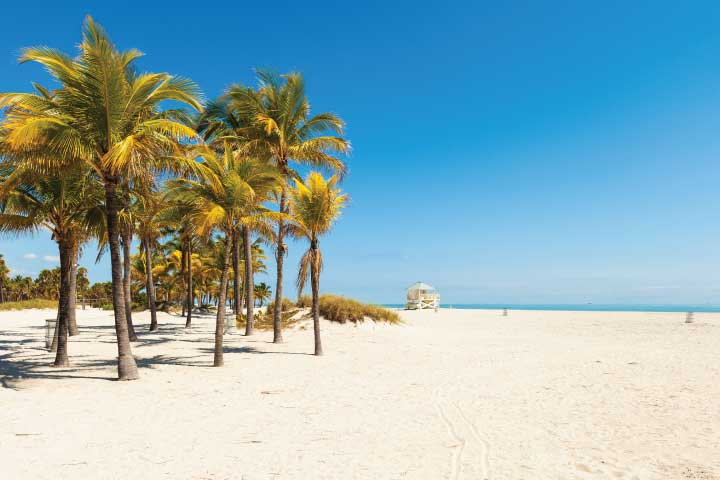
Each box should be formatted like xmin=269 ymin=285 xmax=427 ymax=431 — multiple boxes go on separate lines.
xmin=0 ymin=325 xmax=311 ymax=389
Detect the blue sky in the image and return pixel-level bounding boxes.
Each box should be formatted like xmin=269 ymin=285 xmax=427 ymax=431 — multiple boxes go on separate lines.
xmin=2 ymin=1 xmax=720 ymax=304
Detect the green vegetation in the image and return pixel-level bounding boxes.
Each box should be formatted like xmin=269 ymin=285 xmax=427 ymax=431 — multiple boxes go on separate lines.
xmin=0 ymin=16 xmax=350 ymax=377
xmin=0 ymin=298 xmax=57 ymax=311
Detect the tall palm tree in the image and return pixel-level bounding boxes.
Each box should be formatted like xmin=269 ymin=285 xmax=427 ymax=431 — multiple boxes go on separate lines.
xmin=0 ymin=167 xmax=104 ymax=366
xmin=0 ymin=17 xmax=202 ymax=380
xmin=196 ymin=99 xmax=249 ymax=330
xmin=195 ymin=100 xmax=283 ymax=336
xmin=166 ymin=147 xmax=281 ymax=365
xmin=226 ymin=70 xmax=349 ymax=344
xmin=289 ymin=172 xmax=347 ymax=356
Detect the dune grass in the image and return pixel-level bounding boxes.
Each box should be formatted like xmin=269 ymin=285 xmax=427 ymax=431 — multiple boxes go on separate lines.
xmin=0 ymin=299 xmax=57 ymax=311
xmin=236 ymin=306 xmax=304 ymax=331
xmin=235 ymin=295 xmax=401 ymax=330
xmin=298 ymin=294 xmax=401 ymax=324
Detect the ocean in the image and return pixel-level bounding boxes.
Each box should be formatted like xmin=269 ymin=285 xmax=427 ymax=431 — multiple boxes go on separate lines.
xmin=381 ymin=304 xmax=720 ymax=313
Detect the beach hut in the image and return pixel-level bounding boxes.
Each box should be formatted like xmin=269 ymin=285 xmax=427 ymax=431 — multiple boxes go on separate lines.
xmin=405 ymin=282 xmax=440 ymax=310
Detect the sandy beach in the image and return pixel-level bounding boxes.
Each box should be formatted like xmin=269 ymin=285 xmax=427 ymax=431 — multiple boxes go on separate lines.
xmin=1 ymin=307 xmax=719 ymax=479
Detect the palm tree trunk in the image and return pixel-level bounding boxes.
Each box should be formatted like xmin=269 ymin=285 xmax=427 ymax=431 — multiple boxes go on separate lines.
xmin=243 ymin=226 xmax=254 ymax=336
xmin=272 ymin=190 xmax=287 ymax=343
xmin=185 ymin=241 xmax=193 ymax=328
xmin=67 ymin=242 xmax=79 ymax=336
xmin=144 ymin=238 xmax=158 ymax=331
xmin=122 ymin=228 xmax=137 ymax=341
xmin=52 ymin=238 xmax=73 ymax=366
xmin=232 ymin=229 xmax=241 ymax=328
xmin=223 ymin=235 xmax=238 ymax=335
xmin=214 ymin=235 xmax=232 ymax=367
xmin=311 ymin=241 xmax=322 ymax=356
xmin=181 ymin=244 xmax=187 ymax=317
xmin=104 ymin=178 xmax=139 ymax=381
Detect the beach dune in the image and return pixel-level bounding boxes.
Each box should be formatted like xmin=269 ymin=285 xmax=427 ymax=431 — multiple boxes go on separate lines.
xmin=1 ymin=307 xmax=718 ymax=479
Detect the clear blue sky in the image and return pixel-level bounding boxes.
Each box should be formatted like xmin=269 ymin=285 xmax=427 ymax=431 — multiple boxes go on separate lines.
xmin=2 ymin=1 xmax=720 ymax=304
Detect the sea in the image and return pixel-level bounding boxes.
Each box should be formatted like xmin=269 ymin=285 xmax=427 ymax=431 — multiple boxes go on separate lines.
xmin=381 ymin=304 xmax=720 ymax=313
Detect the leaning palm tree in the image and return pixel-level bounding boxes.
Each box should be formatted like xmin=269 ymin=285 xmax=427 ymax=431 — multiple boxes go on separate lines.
xmin=0 ymin=17 xmax=202 ymax=380
xmin=226 ymin=71 xmax=350 ymax=343
xmin=0 ymin=166 xmax=104 ymax=366
xmin=288 ymin=172 xmax=347 ymax=356
xmin=166 ymin=147 xmax=282 ymax=365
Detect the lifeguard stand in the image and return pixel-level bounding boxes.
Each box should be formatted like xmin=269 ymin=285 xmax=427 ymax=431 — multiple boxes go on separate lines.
xmin=405 ymin=282 xmax=440 ymax=310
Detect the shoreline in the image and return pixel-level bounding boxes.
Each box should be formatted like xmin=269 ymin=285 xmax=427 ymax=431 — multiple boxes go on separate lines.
xmin=385 ymin=304 xmax=720 ymax=313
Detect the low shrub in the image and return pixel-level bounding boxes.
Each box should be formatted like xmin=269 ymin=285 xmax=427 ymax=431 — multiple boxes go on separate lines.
xmin=0 ymin=299 xmax=57 ymax=311
xmin=100 ymin=302 xmax=114 ymax=311
xmin=296 ymin=295 xmax=312 ymax=308
xmin=266 ymin=297 xmax=297 ymax=318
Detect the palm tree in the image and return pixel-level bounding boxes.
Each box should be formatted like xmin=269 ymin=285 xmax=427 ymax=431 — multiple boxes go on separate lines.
xmin=134 ymin=186 xmax=172 ymax=331
xmin=0 ymin=168 xmax=104 ymax=366
xmin=0 ymin=17 xmax=202 ymax=380
xmin=288 ymin=172 xmax=347 ymax=356
xmin=254 ymin=282 xmax=271 ymax=307
xmin=158 ymin=199 xmax=198 ymax=327
xmin=166 ymin=147 xmax=281 ymax=365
xmin=195 ymin=100 xmax=283 ymax=336
xmin=0 ymin=254 xmax=9 ymax=303
xmin=77 ymin=267 xmax=89 ymax=309
xmin=226 ymin=70 xmax=349 ymax=344
xmin=118 ymin=194 xmax=139 ymax=341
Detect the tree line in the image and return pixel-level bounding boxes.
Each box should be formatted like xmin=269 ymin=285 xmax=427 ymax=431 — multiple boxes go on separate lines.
xmin=0 ymin=17 xmax=349 ymax=380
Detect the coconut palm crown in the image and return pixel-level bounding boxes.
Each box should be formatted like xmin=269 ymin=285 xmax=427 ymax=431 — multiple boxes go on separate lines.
xmin=226 ymin=70 xmax=350 ymax=344
xmin=288 ymin=171 xmax=347 ymax=355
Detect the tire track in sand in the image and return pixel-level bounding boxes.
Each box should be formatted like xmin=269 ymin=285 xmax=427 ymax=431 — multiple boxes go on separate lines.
xmin=454 ymin=401 xmax=491 ymax=479
xmin=433 ymin=386 xmax=466 ymax=480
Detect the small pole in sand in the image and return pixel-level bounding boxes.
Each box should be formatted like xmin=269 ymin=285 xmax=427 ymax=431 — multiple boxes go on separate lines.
xmin=685 ymin=312 xmax=694 ymax=324
xmin=502 ymin=308 xmax=508 ymax=316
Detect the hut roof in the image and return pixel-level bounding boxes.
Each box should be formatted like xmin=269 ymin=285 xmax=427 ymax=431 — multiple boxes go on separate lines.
xmin=406 ymin=282 xmax=436 ymax=291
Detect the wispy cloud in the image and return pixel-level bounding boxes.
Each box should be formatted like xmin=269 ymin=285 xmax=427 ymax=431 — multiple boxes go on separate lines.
xmin=43 ymin=255 xmax=60 ymax=263
xmin=23 ymin=253 xmax=38 ymax=259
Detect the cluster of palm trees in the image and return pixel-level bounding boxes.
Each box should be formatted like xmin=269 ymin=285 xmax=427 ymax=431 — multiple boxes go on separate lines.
xmin=0 ymin=263 xmax=90 ymax=304
xmin=0 ymin=266 xmax=88 ymax=302
xmin=0 ymin=17 xmax=349 ymax=380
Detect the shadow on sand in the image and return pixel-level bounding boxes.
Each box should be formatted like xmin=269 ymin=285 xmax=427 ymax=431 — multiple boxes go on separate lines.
xmin=0 ymin=316 xmax=309 ymax=389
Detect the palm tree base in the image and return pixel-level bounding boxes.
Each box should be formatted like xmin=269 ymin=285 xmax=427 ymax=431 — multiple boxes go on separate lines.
xmin=117 ymin=355 xmax=139 ymax=381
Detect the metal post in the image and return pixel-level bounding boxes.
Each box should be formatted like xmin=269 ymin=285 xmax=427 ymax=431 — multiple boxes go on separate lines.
xmin=45 ymin=318 xmax=57 ymax=350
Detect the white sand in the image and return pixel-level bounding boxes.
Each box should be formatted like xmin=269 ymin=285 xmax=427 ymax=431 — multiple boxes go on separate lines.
xmin=1 ymin=307 xmax=719 ymax=479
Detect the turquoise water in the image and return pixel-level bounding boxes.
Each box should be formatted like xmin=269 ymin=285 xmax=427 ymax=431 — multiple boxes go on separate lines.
xmin=382 ymin=304 xmax=720 ymax=313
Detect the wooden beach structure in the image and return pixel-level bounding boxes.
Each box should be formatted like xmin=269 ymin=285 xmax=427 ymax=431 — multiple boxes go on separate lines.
xmin=405 ymin=282 xmax=440 ymax=310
